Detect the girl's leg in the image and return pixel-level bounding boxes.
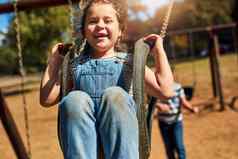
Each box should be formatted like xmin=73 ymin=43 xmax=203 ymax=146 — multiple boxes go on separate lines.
xmin=159 ymin=121 xmax=176 ymax=159
xmin=173 ymin=121 xmax=186 ymax=159
xmin=97 ymin=86 xmax=139 ymax=159
xmin=59 ymin=91 xmax=97 ymax=159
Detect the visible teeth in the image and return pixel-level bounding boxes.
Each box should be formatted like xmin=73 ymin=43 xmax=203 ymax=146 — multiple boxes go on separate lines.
xmin=96 ymin=35 xmax=107 ymax=38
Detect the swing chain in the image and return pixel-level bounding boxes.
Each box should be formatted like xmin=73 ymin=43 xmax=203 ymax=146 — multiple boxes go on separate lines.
xmin=66 ymin=0 xmax=90 ymax=54
xmin=13 ymin=0 xmax=32 ymax=158
xmin=159 ymin=0 xmax=175 ymax=38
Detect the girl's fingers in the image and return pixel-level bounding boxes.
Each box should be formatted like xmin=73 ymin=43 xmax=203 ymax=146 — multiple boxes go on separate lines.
xmin=48 ymin=43 xmax=64 ymax=64
xmin=51 ymin=43 xmax=72 ymax=57
xmin=51 ymin=43 xmax=63 ymax=55
xmin=143 ymin=34 xmax=163 ymax=52
xmin=58 ymin=43 xmax=65 ymax=56
xmin=57 ymin=43 xmax=73 ymax=56
xmin=144 ymin=36 xmax=157 ymax=49
xmin=144 ymin=35 xmax=157 ymax=46
xmin=143 ymin=34 xmax=162 ymax=42
xmin=143 ymin=34 xmax=160 ymax=40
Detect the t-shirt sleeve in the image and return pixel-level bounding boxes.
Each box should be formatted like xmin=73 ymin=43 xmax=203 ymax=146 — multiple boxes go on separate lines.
xmin=178 ymin=85 xmax=185 ymax=98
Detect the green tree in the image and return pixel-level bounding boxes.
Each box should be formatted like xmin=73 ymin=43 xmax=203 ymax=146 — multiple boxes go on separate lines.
xmin=4 ymin=6 xmax=70 ymax=73
xmin=190 ymin=0 xmax=233 ymax=26
xmin=151 ymin=0 xmax=234 ymax=31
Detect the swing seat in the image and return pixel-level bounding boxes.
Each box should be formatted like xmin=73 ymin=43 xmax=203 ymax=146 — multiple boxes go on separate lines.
xmin=183 ymin=86 xmax=194 ymax=101
xmin=59 ymin=39 xmax=155 ymax=159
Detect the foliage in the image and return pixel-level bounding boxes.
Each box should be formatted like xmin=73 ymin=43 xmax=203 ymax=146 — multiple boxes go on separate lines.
xmin=0 ymin=0 xmax=236 ymax=74
xmin=0 ymin=46 xmax=18 ymax=74
xmin=151 ymin=0 xmax=234 ymax=31
xmin=146 ymin=0 xmax=235 ymax=59
xmin=1 ymin=6 xmax=70 ymax=73
xmin=189 ymin=0 xmax=233 ymax=26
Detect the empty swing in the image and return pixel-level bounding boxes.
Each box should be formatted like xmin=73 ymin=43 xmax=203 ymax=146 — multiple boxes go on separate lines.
xmin=182 ymin=59 xmax=197 ymax=101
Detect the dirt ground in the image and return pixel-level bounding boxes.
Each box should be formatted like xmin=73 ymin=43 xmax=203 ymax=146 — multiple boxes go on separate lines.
xmin=1 ymin=90 xmax=238 ymax=159
xmin=0 ymin=54 xmax=238 ymax=159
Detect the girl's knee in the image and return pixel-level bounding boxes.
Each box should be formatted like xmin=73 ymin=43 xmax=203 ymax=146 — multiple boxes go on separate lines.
xmin=66 ymin=91 xmax=91 ymax=101
xmin=102 ymin=86 xmax=136 ymax=116
xmin=103 ymin=86 xmax=128 ymax=103
xmin=60 ymin=91 xmax=94 ymax=118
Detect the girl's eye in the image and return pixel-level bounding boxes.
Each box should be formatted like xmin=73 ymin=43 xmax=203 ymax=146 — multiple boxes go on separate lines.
xmin=104 ymin=19 xmax=113 ymax=24
xmin=89 ymin=20 xmax=97 ymax=24
xmin=88 ymin=18 xmax=98 ymax=24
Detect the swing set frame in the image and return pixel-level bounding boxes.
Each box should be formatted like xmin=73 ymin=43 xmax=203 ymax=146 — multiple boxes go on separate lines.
xmin=1 ymin=1 xmax=238 ymax=159
xmin=0 ymin=0 xmax=175 ymax=159
xmin=167 ymin=23 xmax=238 ymax=111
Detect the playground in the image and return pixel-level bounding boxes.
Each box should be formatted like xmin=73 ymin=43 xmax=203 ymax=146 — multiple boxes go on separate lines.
xmin=0 ymin=53 xmax=237 ymax=159
xmin=0 ymin=0 xmax=238 ymax=159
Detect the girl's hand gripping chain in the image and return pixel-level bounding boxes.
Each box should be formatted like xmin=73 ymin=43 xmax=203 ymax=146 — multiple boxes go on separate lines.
xmin=143 ymin=34 xmax=175 ymax=99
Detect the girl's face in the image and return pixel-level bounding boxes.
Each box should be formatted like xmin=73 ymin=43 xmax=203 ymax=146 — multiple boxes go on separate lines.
xmin=84 ymin=3 xmax=122 ymax=54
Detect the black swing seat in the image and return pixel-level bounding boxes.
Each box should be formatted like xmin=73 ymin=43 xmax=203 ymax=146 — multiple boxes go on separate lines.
xmin=183 ymin=86 xmax=194 ymax=101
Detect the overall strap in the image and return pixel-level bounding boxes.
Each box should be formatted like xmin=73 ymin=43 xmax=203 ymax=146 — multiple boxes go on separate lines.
xmin=115 ymin=52 xmax=133 ymax=95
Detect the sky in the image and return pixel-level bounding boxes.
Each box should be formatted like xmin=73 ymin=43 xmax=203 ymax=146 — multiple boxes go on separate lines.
xmin=140 ymin=0 xmax=168 ymax=16
xmin=0 ymin=0 xmax=11 ymax=33
xmin=0 ymin=0 xmax=169 ymax=34
xmin=0 ymin=0 xmax=10 ymax=45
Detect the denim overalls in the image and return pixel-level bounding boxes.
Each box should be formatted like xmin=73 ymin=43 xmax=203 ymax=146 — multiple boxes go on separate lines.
xmin=59 ymin=53 xmax=139 ymax=159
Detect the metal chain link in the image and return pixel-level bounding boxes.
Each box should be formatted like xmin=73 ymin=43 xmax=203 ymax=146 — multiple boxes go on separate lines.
xmin=66 ymin=0 xmax=73 ymax=29
xmin=67 ymin=0 xmax=84 ymax=46
xmin=159 ymin=0 xmax=175 ymax=38
xmin=13 ymin=0 xmax=32 ymax=158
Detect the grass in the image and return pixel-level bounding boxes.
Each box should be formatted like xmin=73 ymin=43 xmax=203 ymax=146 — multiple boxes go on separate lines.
xmin=171 ymin=53 xmax=238 ymax=101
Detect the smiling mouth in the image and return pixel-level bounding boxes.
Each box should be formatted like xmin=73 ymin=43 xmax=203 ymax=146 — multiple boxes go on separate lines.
xmin=94 ymin=33 xmax=109 ymax=39
xmin=96 ymin=36 xmax=108 ymax=40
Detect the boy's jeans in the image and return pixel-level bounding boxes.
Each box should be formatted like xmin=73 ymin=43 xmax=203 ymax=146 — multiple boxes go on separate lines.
xmin=58 ymin=87 xmax=139 ymax=159
xmin=159 ymin=121 xmax=186 ymax=159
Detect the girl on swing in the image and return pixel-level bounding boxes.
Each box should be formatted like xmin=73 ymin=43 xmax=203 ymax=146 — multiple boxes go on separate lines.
xmin=40 ymin=0 xmax=174 ymax=158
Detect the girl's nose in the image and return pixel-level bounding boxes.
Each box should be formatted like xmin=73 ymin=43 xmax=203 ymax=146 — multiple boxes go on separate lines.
xmin=96 ymin=20 xmax=105 ymax=29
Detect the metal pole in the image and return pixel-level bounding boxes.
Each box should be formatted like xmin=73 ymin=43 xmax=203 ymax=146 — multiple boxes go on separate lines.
xmin=0 ymin=89 xmax=29 ymax=159
xmin=232 ymin=27 xmax=238 ymax=54
xmin=208 ymin=32 xmax=219 ymax=98
xmin=212 ymin=34 xmax=225 ymax=110
xmin=189 ymin=32 xmax=195 ymax=58
xmin=168 ymin=23 xmax=237 ymax=36
xmin=0 ymin=0 xmax=80 ymax=14
xmin=232 ymin=25 xmax=238 ymax=65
